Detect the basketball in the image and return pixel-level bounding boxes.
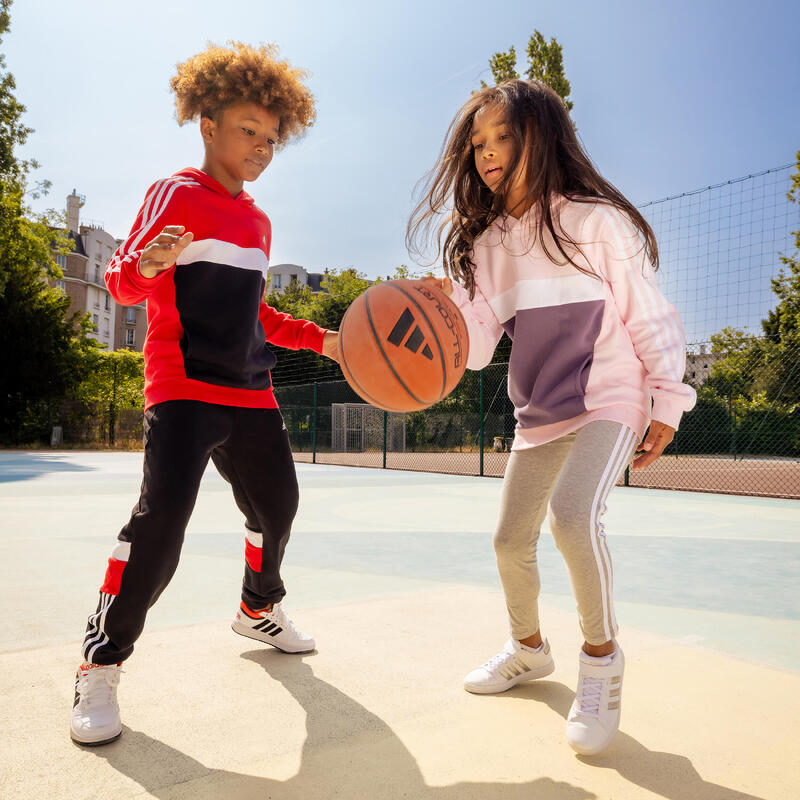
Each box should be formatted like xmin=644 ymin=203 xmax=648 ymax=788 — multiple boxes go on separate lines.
xmin=338 ymin=279 xmax=470 ymax=412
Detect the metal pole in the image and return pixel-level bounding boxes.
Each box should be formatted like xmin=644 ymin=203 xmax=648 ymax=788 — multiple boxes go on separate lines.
xmin=479 ymin=369 xmax=485 ymax=476
xmin=624 ymin=465 xmax=630 ymax=486
xmin=383 ymin=410 xmax=388 ymax=469
xmin=312 ymin=381 xmax=318 ymax=464
xmin=109 ymin=358 xmax=118 ymax=447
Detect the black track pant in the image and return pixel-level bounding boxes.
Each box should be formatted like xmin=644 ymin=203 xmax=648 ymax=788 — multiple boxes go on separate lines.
xmin=81 ymin=400 xmax=299 ymax=665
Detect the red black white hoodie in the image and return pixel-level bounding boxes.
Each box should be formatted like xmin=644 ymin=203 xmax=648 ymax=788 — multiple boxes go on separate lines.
xmin=105 ymin=168 xmax=326 ymax=410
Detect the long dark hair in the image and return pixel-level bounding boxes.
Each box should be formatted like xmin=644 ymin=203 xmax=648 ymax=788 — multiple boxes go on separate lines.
xmin=407 ymin=79 xmax=659 ymax=298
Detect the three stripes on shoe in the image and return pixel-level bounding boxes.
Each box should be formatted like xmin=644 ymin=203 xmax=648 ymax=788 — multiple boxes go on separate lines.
xmin=240 ymin=603 xmax=283 ymax=637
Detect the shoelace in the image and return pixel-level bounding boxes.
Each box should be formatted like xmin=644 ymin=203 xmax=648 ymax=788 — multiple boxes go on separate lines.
xmin=481 ymin=649 xmax=515 ymax=673
xmin=576 ymin=676 xmax=604 ymax=717
xmin=77 ymin=667 xmax=122 ymax=710
xmin=264 ymin=604 xmax=301 ymax=636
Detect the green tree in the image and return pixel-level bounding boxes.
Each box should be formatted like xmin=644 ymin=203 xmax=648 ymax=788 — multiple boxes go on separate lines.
xmin=481 ymin=30 xmax=573 ymax=114
xmin=0 ymin=0 xmax=96 ymax=443
xmin=72 ymin=350 xmax=145 ymax=445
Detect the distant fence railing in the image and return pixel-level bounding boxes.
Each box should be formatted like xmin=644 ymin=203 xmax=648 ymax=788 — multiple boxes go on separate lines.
xmin=274 ymin=360 xmax=800 ymax=500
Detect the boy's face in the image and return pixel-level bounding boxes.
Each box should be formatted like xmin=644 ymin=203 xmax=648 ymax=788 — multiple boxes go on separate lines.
xmin=201 ymin=102 xmax=280 ymax=185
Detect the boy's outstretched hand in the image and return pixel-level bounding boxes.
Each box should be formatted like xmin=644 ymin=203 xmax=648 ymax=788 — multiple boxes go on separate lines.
xmin=632 ymin=420 xmax=675 ymax=469
xmin=139 ymin=225 xmax=194 ymax=279
xmin=322 ymin=331 xmax=339 ymax=363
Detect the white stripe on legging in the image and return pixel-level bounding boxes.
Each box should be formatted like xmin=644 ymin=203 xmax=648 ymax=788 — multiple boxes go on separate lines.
xmin=594 ymin=427 xmax=638 ymax=638
xmin=588 ymin=426 xmax=638 ymax=642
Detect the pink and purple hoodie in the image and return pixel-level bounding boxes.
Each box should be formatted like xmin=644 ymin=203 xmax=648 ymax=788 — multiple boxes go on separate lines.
xmin=450 ymin=198 xmax=696 ymax=449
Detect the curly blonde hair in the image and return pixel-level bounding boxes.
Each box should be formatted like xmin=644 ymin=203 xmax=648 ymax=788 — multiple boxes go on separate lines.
xmin=170 ymin=42 xmax=316 ymax=146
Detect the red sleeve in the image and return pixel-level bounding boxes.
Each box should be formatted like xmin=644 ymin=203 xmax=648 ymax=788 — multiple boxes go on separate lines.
xmin=104 ymin=178 xmax=188 ymax=305
xmin=259 ymin=303 xmax=327 ymax=352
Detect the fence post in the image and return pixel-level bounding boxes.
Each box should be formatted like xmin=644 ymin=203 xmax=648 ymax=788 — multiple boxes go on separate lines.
xmin=624 ymin=465 xmax=630 ymax=486
xmin=109 ymin=358 xmax=118 ymax=447
xmin=479 ymin=369 xmax=485 ymax=477
xmin=312 ymin=381 xmax=318 ymax=464
xmin=383 ymin=410 xmax=388 ymax=469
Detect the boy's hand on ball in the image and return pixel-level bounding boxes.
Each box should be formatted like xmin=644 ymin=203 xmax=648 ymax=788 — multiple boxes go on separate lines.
xmin=139 ymin=226 xmax=194 ymax=279
xmin=632 ymin=420 xmax=675 ymax=469
xmin=322 ymin=330 xmax=339 ymax=363
xmin=420 ymin=275 xmax=453 ymax=297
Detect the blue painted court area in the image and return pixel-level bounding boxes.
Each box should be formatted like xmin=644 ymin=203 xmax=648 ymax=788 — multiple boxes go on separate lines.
xmin=1 ymin=452 xmax=798 ymax=669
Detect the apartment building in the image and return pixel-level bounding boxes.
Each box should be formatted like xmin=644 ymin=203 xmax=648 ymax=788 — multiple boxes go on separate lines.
xmin=268 ymin=263 xmax=326 ymax=293
xmin=52 ymin=190 xmax=147 ymax=351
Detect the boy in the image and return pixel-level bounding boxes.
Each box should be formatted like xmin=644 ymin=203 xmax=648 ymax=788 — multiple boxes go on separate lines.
xmin=70 ymin=42 xmax=338 ymax=746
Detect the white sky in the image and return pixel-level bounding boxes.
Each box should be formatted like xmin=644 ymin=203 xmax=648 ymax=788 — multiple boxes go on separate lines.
xmin=6 ymin=0 xmax=800 ymax=279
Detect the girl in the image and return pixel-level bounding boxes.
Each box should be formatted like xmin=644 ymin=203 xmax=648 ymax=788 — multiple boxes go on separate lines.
xmin=409 ymin=80 xmax=695 ymax=755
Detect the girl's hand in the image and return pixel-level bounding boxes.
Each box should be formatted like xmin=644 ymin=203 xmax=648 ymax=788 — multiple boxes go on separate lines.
xmin=632 ymin=420 xmax=675 ymax=469
xmin=420 ymin=275 xmax=453 ymax=297
xmin=322 ymin=330 xmax=339 ymax=363
xmin=139 ymin=226 xmax=194 ymax=279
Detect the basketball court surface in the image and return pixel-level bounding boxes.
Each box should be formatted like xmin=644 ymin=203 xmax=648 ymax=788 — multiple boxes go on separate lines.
xmin=0 ymin=451 xmax=797 ymax=799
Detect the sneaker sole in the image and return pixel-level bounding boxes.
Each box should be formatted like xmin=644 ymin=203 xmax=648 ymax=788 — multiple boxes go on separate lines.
xmin=463 ymin=660 xmax=555 ymax=694
xmin=70 ymin=727 xmax=122 ymax=747
xmin=231 ymin=621 xmax=315 ymax=654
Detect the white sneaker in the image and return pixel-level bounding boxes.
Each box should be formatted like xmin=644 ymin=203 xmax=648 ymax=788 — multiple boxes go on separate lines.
xmin=463 ymin=638 xmax=555 ymax=694
xmin=232 ymin=601 xmax=315 ymax=653
xmin=70 ymin=662 xmax=123 ymax=746
xmin=566 ymin=645 xmax=625 ymax=755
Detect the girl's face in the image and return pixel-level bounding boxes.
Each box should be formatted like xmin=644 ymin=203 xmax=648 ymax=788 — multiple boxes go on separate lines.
xmin=470 ymin=103 xmax=530 ymax=215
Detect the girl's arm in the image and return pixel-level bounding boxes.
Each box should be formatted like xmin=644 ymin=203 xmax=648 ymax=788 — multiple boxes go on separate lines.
xmin=594 ymin=208 xmax=696 ymax=430
xmin=448 ymin=280 xmax=504 ymax=370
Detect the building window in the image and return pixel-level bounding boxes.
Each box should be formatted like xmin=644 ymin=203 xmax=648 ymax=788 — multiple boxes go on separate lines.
xmin=92 ymin=314 xmax=99 ymax=332
xmin=104 ymin=320 xmax=110 ymax=337
xmin=94 ymin=266 xmax=101 ymax=283
xmin=125 ymin=329 xmax=135 ymax=347
xmin=290 ymin=274 xmax=297 ymax=283
xmin=126 ymin=307 xmax=136 ymax=323
xmin=104 ymin=293 xmax=111 ymax=311
xmin=56 ymin=254 xmax=67 ymax=269
xmin=56 ymin=280 xmax=66 ymax=292
xmin=273 ymin=274 xmax=281 ymax=289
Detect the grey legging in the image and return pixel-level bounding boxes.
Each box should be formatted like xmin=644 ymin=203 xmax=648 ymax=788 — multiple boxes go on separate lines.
xmin=494 ymin=420 xmax=638 ymax=645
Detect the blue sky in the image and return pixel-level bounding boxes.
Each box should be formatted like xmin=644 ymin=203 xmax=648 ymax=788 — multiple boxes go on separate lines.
xmin=5 ymin=0 xmax=800 ymax=282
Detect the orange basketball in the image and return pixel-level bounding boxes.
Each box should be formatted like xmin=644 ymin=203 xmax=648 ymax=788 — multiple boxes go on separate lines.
xmin=338 ymin=279 xmax=469 ymax=412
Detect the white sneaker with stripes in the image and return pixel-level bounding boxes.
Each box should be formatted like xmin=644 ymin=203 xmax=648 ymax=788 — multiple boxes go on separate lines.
xmin=566 ymin=645 xmax=625 ymax=755
xmin=70 ymin=662 xmax=123 ymax=746
xmin=463 ymin=638 xmax=555 ymax=694
xmin=232 ymin=601 xmax=315 ymax=653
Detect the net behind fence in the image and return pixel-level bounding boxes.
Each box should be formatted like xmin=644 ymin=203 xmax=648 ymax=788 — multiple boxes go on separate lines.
xmin=275 ymin=164 xmax=800 ymax=499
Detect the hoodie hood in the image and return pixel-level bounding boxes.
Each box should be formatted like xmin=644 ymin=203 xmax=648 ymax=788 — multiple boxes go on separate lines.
xmin=174 ymin=167 xmax=255 ymax=205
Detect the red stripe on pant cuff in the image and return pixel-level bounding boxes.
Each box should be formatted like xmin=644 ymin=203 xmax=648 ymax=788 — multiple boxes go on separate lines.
xmin=245 ymin=539 xmax=263 ymax=572
xmin=100 ymin=557 xmax=127 ymax=595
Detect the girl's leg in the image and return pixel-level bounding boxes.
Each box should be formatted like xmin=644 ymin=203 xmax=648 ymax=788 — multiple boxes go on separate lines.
xmin=81 ymin=401 xmax=229 ymax=665
xmin=547 ymin=421 xmax=638 ymax=649
xmin=494 ymin=436 xmax=574 ymax=641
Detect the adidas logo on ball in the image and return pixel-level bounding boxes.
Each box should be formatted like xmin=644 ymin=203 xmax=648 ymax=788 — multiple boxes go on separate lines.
xmin=387 ymin=308 xmax=434 ymax=360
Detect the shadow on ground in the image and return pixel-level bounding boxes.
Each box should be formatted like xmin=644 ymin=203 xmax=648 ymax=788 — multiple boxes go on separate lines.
xmin=502 ymin=681 xmax=765 ymax=800
xmin=84 ymin=649 xmax=764 ymax=800
xmin=0 ymin=452 xmax=94 ymax=483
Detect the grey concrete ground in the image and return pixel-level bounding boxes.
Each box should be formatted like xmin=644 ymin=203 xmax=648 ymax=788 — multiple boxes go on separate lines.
xmin=0 ymin=451 xmax=798 ymax=799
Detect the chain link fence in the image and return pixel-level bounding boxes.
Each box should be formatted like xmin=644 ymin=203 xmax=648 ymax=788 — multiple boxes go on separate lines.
xmin=275 ymin=349 xmax=800 ymax=499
